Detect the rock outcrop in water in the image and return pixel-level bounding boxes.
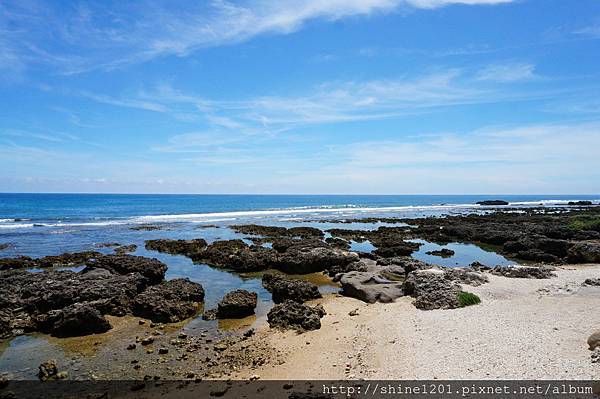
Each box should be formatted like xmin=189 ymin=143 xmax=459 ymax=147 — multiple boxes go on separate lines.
xmin=0 ymin=254 xmax=204 ymax=338
xmin=132 ymin=278 xmax=205 ymax=323
xmin=231 ymin=224 xmax=324 ymax=239
xmin=426 ymin=248 xmax=455 ymax=257
xmin=145 ymin=236 xmax=359 ymax=275
xmin=216 ymin=289 xmax=257 ymax=318
xmin=323 ymin=207 xmax=600 ymax=265
xmin=145 ymin=238 xmax=207 ymax=257
xmin=568 ymin=201 xmax=593 ymax=206
xmin=85 ymin=254 xmax=167 ymax=284
xmin=262 ymin=272 xmax=321 ymax=303
xmin=0 ymin=251 xmax=102 ymax=271
xmin=476 ymin=200 xmax=509 ymax=206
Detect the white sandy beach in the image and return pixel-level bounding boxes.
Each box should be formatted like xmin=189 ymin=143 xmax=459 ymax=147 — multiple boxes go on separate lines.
xmin=236 ymin=264 xmax=600 ymax=380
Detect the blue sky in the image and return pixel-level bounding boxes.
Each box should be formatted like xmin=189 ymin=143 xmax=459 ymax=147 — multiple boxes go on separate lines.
xmin=1 ymin=0 xmax=600 ymax=194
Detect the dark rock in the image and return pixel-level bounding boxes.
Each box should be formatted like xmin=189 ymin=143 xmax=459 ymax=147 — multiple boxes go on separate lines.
xmin=0 ymin=243 xmax=11 ymax=251
xmin=132 ymin=278 xmax=204 ymax=323
xmin=324 ymin=237 xmax=351 ymax=250
xmin=231 ymin=225 xmax=324 ymax=239
xmin=567 ymin=242 xmax=600 ymax=263
xmin=0 ymin=253 xmax=198 ymax=339
xmin=271 ymin=237 xmax=328 ymax=253
xmin=589 ymin=330 xmax=600 ymax=350
xmin=34 ymin=251 xmax=103 ymax=268
xmin=198 ymin=240 xmax=276 ymax=272
xmin=476 ymin=200 xmax=509 ymax=206
xmin=267 ymin=300 xmax=325 ymax=331
xmin=146 ymin=235 xmax=359 ymax=275
xmin=425 ymin=248 xmax=455 ymax=257
xmin=326 ymin=260 xmax=369 ymax=278
xmin=216 ymin=290 xmax=257 ymax=318
xmin=514 ymin=249 xmax=559 ymax=263
xmin=0 ymin=267 xmax=148 ymax=338
xmin=377 ymin=257 xmax=431 ymax=274
xmin=202 ymin=309 xmax=217 ymax=320
xmin=568 ymin=201 xmax=593 ymax=206
xmin=404 ymin=269 xmax=462 ymax=310
xmin=262 ymin=272 xmax=321 ymax=303
xmin=130 ymin=225 xmax=163 ymax=231
xmin=0 ymin=310 xmax=12 ymax=339
xmin=0 ymin=251 xmax=102 ymax=271
xmin=85 ymin=254 xmax=167 ymax=284
xmin=38 ymin=360 xmax=58 ymax=381
xmin=469 ymin=261 xmax=492 ymax=271
xmin=491 ymin=265 xmax=555 ymax=279
xmin=37 ymin=303 xmax=111 ymax=337
xmin=372 ymin=240 xmax=422 ymax=258
xmin=95 ymin=242 xmax=120 ymax=248
xmin=0 ymin=374 xmax=8 ymax=388
xmin=114 ymin=244 xmax=137 ymax=255
xmin=276 ymin=246 xmax=359 ymax=275
xmin=145 ymin=238 xmax=207 ymax=257
xmin=584 ymin=278 xmax=600 ymax=286
xmin=0 ymin=256 xmax=35 ymax=271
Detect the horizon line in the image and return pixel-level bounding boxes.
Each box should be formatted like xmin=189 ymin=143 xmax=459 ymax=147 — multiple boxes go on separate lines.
xmin=1 ymin=192 xmax=599 ymax=197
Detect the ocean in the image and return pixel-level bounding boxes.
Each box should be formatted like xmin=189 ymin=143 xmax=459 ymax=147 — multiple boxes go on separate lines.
xmin=1 ymin=193 xmax=599 ymax=251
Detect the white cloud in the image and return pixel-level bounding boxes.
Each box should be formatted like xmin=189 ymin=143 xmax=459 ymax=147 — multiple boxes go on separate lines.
xmin=78 ymin=91 xmax=170 ymax=113
xmin=78 ymin=65 xmax=556 ymax=134
xmin=0 ymin=0 xmax=516 ymax=73
xmin=573 ymin=24 xmax=600 ymax=39
xmin=281 ymin=121 xmax=600 ymax=194
xmin=406 ymin=0 xmax=513 ymax=8
xmin=476 ymin=62 xmax=537 ymax=82
xmin=153 ymin=131 xmax=245 ymax=153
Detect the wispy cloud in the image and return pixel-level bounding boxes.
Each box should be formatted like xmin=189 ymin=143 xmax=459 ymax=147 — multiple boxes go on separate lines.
xmin=78 ymin=91 xmax=170 ymax=113
xmin=76 ymin=66 xmax=559 ymax=134
xmin=0 ymin=0 xmax=516 ymax=74
xmin=573 ymin=24 xmax=600 ymax=39
xmin=283 ymin=121 xmax=600 ymax=194
xmin=152 ymin=131 xmax=246 ymax=153
xmin=476 ymin=62 xmax=537 ymax=82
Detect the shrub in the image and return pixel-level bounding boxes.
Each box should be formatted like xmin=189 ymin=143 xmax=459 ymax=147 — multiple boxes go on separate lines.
xmin=457 ymin=291 xmax=481 ymax=307
xmin=569 ymin=216 xmax=600 ymax=232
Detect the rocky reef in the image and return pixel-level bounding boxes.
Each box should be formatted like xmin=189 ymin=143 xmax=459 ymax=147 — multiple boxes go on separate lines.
xmin=0 ymin=254 xmax=204 ymax=339
xmin=262 ymin=272 xmax=322 ymax=304
xmin=145 ymin=236 xmax=359 ymax=275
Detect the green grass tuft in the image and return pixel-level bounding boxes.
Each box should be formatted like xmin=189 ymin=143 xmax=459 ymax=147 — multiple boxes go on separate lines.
xmin=569 ymin=216 xmax=600 ymax=232
xmin=457 ymin=291 xmax=481 ymax=307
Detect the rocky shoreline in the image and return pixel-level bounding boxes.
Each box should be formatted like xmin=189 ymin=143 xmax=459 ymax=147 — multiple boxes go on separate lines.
xmin=1 ymin=205 xmax=600 ymax=384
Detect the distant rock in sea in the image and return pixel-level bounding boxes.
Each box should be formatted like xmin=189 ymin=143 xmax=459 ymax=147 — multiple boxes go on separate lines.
xmin=568 ymin=201 xmax=593 ymax=206
xmin=476 ymin=200 xmax=509 ymax=206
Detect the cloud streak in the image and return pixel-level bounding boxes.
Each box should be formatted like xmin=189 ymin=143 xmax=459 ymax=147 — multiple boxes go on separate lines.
xmin=476 ymin=62 xmax=537 ymax=82
xmin=0 ymin=0 xmax=516 ymax=74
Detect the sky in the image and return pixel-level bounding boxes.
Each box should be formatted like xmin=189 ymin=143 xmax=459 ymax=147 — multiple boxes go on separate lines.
xmin=1 ymin=0 xmax=600 ymax=194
